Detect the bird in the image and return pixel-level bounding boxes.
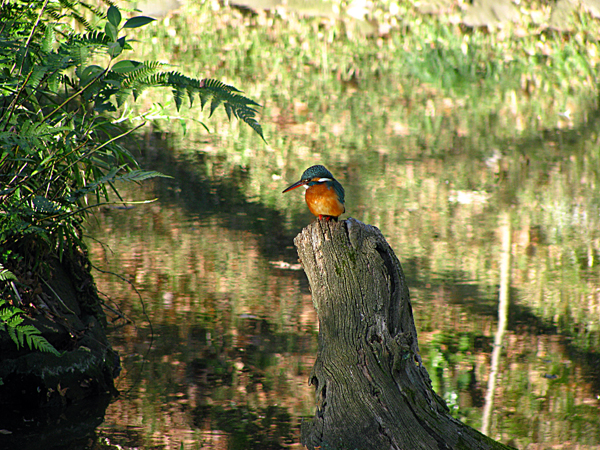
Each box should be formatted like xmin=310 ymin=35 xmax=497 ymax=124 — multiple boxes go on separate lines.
xmin=282 ymin=165 xmax=345 ymax=221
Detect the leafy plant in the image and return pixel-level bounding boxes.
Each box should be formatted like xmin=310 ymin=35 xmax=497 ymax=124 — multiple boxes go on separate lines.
xmin=0 ymin=0 xmax=264 ymax=353
xmin=0 ymin=0 xmax=263 ymax=252
xmin=0 ymin=265 xmax=60 ymax=356
xmin=0 ymin=299 xmax=61 ymax=356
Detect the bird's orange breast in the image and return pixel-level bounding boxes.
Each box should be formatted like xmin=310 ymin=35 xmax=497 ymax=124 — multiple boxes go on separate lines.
xmin=305 ymin=183 xmax=345 ymax=218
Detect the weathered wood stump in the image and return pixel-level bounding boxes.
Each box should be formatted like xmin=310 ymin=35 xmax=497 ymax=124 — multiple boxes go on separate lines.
xmin=296 ymin=218 xmax=514 ymax=450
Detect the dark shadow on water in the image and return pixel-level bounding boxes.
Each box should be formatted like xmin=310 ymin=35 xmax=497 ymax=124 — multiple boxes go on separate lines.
xmin=192 ymin=404 xmax=295 ymax=450
xmin=132 ymin=132 xmax=303 ymax=263
xmin=0 ymin=394 xmax=112 ymax=450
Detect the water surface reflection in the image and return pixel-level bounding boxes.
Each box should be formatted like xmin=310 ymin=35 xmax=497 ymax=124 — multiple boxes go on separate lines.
xmin=88 ymin=129 xmax=600 ymax=448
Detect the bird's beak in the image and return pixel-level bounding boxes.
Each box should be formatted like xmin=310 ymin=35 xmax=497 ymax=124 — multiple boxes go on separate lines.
xmin=282 ymin=180 xmax=306 ymax=193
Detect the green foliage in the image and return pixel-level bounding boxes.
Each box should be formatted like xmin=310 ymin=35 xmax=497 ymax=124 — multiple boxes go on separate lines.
xmin=0 ymin=265 xmax=18 ymax=282
xmin=0 ymin=266 xmax=60 ymax=356
xmin=0 ymin=0 xmax=263 ymax=355
xmin=0 ymin=0 xmax=263 ymax=254
xmin=0 ymin=299 xmax=61 ymax=356
xmin=120 ymin=71 xmax=264 ymax=138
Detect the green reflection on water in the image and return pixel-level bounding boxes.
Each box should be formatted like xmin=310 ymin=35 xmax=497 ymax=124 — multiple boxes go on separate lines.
xmin=88 ymin=2 xmax=600 ymax=449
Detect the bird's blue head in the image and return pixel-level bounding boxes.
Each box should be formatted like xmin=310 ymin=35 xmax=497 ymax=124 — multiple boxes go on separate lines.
xmin=283 ymin=165 xmax=344 ymax=205
xmin=300 ymin=165 xmax=334 ymax=182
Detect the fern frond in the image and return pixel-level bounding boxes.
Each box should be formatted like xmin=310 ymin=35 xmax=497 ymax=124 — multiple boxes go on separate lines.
xmin=66 ymin=165 xmax=121 ymax=202
xmin=0 ymin=300 xmax=60 ymax=356
xmin=65 ymin=166 xmax=167 ymax=203
xmin=77 ymin=1 xmax=109 ymax=20
xmin=7 ymin=324 xmax=17 ymax=344
xmin=64 ymin=30 xmax=111 ymax=52
xmin=27 ymin=332 xmax=61 ymax=356
xmin=79 ymin=30 xmax=112 ymax=46
xmin=120 ymin=60 xmax=164 ymax=85
xmin=45 ymin=51 xmax=72 ymax=74
xmin=58 ymin=0 xmax=79 ymax=9
xmin=61 ymin=41 xmax=91 ymax=66
xmin=32 ymin=196 xmax=62 ymax=214
xmin=68 ymin=10 xmax=94 ymax=31
xmin=45 ymin=7 xmax=65 ymax=23
xmin=0 ymin=300 xmax=23 ymax=319
xmin=41 ymin=24 xmax=56 ymax=53
xmin=0 ymin=265 xmax=18 ymax=282
xmin=115 ymin=169 xmax=171 ymax=183
xmin=5 ymin=120 xmax=63 ymax=149
xmin=7 ymin=314 xmax=24 ymax=328
xmin=29 ymin=66 xmax=49 ymax=90
xmin=125 ymin=72 xmax=264 ymax=140
xmin=15 ymin=323 xmax=32 ymax=347
xmin=200 ymin=78 xmax=264 ymax=140
xmin=174 ymin=86 xmax=185 ymax=111
xmin=234 ymin=105 xmax=264 ymax=138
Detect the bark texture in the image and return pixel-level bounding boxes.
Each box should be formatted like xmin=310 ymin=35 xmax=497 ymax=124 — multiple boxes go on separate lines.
xmin=297 ymin=218 xmax=513 ymax=450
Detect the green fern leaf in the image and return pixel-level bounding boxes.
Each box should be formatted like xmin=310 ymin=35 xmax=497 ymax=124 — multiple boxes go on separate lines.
xmin=65 ymin=165 xmax=121 ymax=202
xmin=68 ymin=10 xmax=93 ymax=32
xmin=77 ymin=1 xmax=108 ymax=20
xmin=0 ymin=300 xmax=60 ymax=356
xmin=15 ymin=324 xmax=26 ymax=347
xmin=28 ymin=333 xmax=61 ymax=356
xmin=0 ymin=305 xmax=21 ymax=322
xmin=173 ymin=87 xmax=185 ymax=111
xmin=7 ymin=325 xmax=18 ymax=346
xmin=115 ymin=169 xmax=171 ymax=183
xmin=41 ymin=24 xmax=56 ymax=53
xmin=32 ymin=196 xmax=61 ymax=214
xmin=7 ymin=314 xmax=24 ymax=328
xmin=0 ymin=265 xmax=17 ymax=282
xmin=209 ymin=97 xmax=223 ymax=118
xmin=202 ymin=78 xmax=243 ymax=95
xmin=224 ymin=102 xmax=233 ymax=121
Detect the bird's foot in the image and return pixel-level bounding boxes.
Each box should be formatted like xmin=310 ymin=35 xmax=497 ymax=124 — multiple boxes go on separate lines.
xmin=318 ymin=215 xmax=338 ymax=222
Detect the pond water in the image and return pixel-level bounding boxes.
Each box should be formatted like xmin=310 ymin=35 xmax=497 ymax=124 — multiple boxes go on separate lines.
xmin=86 ymin=131 xmax=600 ymax=449
xmin=82 ymin=4 xmax=600 ymax=449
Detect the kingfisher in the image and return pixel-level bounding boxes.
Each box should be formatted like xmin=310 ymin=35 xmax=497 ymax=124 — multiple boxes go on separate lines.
xmin=282 ymin=165 xmax=345 ymax=221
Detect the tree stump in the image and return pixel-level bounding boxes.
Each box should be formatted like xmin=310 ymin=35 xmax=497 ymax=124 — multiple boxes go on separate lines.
xmin=296 ymin=218 xmax=514 ymax=450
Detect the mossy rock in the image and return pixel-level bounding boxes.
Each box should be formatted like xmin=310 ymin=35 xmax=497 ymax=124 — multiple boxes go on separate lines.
xmin=0 ymin=252 xmax=120 ymax=423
